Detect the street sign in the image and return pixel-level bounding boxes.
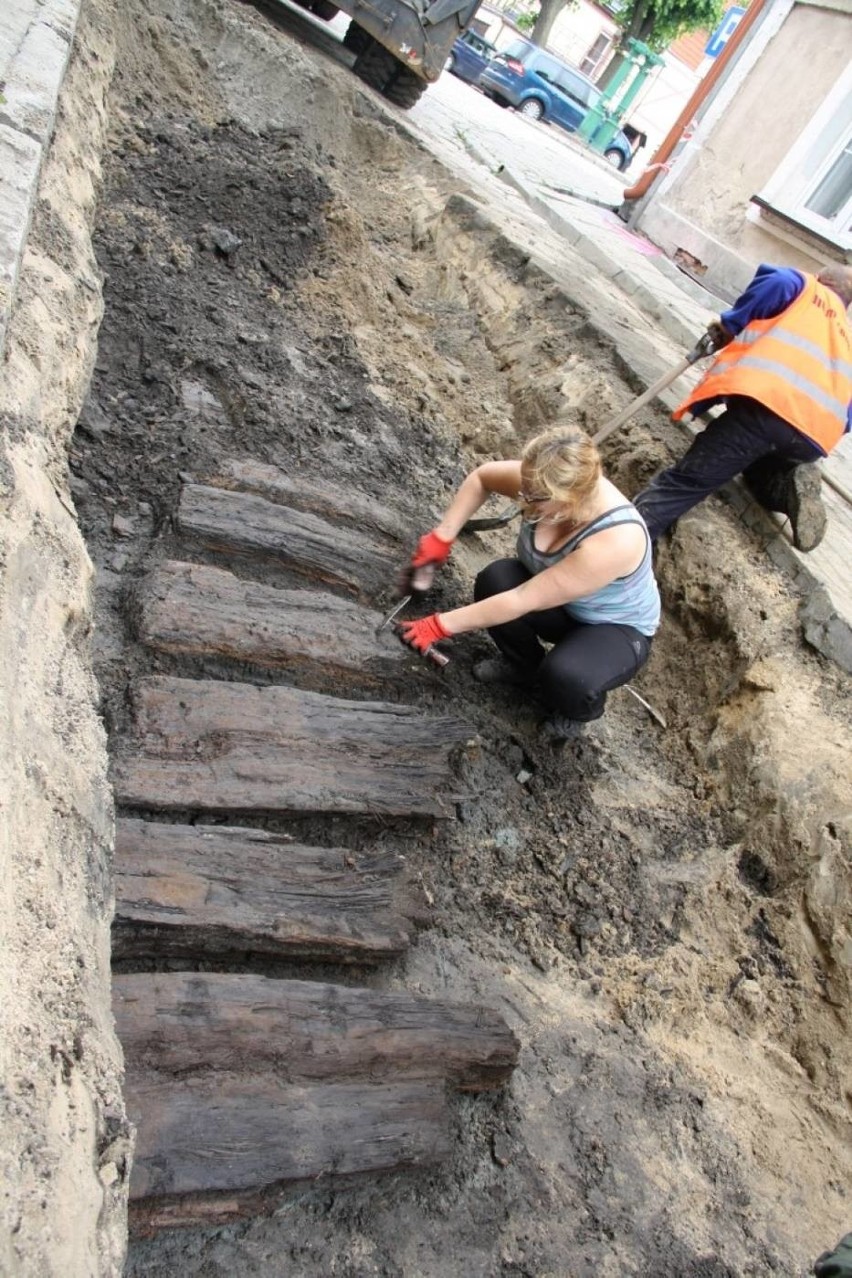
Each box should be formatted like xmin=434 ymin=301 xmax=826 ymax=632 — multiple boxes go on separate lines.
xmin=705 ymin=6 xmax=746 ymax=58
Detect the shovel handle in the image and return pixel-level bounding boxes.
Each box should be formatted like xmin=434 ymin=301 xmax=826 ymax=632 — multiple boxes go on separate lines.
xmin=592 ymin=333 xmax=716 ymax=447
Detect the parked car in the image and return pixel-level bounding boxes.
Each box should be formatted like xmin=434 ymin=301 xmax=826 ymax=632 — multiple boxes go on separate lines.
xmin=445 ymin=30 xmax=498 ymax=85
xmin=478 ymin=38 xmax=634 ymax=171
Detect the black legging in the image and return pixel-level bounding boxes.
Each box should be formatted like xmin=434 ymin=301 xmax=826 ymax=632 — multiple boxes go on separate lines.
xmin=474 ymin=558 xmax=652 ymax=722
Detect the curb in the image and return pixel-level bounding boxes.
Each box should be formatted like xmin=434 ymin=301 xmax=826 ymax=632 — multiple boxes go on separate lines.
xmin=0 ymin=0 xmax=81 ymax=363
xmin=492 ymin=161 xmax=712 ymax=351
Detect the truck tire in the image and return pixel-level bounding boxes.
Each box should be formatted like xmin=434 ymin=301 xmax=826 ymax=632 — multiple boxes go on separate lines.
xmin=342 ymin=21 xmax=371 ymax=55
xmin=384 ymin=65 xmax=427 ymax=108
xmin=312 ymin=0 xmax=339 ymax=18
xmin=353 ymin=39 xmax=398 ymax=93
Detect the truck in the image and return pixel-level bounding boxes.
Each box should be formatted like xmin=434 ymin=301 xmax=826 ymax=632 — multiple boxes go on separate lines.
xmin=294 ymin=0 xmax=483 ymax=107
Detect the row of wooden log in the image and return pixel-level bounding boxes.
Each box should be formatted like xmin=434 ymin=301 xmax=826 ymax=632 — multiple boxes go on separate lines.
xmin=114 ymin=464 xmax=519 ymax=1232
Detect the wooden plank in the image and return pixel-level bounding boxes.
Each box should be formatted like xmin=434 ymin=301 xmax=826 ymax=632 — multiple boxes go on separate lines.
xmin=111 ymin=676 xmax=467 ymax=818
xmin=113 ymin=971 xmax=520 ymax=1091
xmin=112 ymin=819 xmax=429 ymax=963
xmin=208 ymin=457 xmax=416 ymax=548
xmin=137 ymin=560 xmax=405 ymax=681
xmin=176 ymin=483 xmax=397 ymax=596
xmin=127 ymin=1076 xmax=450 ymax=1232
xmin=112 ymin=676 xmax=468 ymax=818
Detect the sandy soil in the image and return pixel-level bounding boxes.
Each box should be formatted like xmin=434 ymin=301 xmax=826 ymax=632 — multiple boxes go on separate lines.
xmin=65 ymin=0 xmax=852 ymax=1272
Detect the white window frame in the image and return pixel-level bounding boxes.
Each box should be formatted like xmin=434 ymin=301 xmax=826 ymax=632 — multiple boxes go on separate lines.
xmin=580 ymin=33 xmax=613 ymax=79
xmin=752 ymin=61 xmax=852 ymax=251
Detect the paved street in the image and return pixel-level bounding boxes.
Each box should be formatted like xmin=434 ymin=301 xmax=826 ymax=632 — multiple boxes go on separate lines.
xmin=411 ymin=68 xmax=635 ymax=202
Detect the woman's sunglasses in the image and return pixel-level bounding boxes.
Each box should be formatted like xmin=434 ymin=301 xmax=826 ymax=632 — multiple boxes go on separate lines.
xmin=518 ymin=490 xmax=551 ymax=504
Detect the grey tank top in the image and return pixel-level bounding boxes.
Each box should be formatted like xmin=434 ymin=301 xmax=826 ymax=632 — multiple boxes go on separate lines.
xmin=516 ymin=503 xmax=660 ymax=636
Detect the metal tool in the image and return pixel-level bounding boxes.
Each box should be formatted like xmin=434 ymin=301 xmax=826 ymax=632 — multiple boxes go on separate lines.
xmin=407 ymin=639 xmax=450 ymax=668
xmin=375 ymin=595 xmax=412 ymax=634
xmin=375 ymin=593 xmax=451 ymax=667
xmin=462 ymin=333 xmax=716 ymax=534
xmin=591 ymin=330 xmax=716 ymax=447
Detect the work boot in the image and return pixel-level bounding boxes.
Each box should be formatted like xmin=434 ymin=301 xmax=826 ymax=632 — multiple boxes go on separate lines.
xmin=786 ymin=464 xmax=827 ymax=552
xmin=539 ymin=714 xmax=587 ymax=745
xmin=472 ymin=656 xmax=535 ymax=687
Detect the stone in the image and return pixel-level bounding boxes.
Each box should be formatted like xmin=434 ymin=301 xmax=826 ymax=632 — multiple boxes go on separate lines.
xmin=112 ymin=514 xmax=135 ymax=538
xmin=800 ymin=586 xmax=852 ymax=676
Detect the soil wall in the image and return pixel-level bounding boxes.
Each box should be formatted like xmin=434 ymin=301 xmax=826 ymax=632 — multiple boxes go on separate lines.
xmin=0 ymin=3 xmax=129 ymax=1274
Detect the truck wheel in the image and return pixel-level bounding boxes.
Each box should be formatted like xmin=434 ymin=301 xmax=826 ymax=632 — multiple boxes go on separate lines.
xmin=312 ymin=0 xmax=339 ymax=18
xmin=342 ymin=20 xmax=370 ymax=53
xmin=384 ymin=65 xmax=427 ymax=108
xmin=353 ymin=39 xmax=398 ymax=93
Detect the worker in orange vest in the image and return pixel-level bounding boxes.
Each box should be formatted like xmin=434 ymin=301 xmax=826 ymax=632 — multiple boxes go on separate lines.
xmin=634 ymin=263 xmax=852 ymax=552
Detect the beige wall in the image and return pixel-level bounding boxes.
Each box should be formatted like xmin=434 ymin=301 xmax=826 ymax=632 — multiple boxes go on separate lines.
xmin=549 ymin=2 xmax=619 ymax=73
xmin=1 ymin=1 xmax=129 ymax=1273
xmin=639 ymin=4 xmax=851 ymax=281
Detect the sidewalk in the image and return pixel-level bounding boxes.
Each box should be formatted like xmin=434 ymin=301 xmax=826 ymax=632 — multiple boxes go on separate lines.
xmin=408 ymin=116 xmax=852 ymax=675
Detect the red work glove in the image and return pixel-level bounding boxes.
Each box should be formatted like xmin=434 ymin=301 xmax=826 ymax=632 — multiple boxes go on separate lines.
xmin=395 ymin=613 xmax=451 ymax=657
xmin=412 ymin=530 xmax=453 ymax=568
xmin=400 ymin=530 xmax=454 ymax=596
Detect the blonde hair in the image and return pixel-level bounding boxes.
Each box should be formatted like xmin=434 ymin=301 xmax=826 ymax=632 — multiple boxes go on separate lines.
xmin=520 ymin=427 xmax=602 ymax=517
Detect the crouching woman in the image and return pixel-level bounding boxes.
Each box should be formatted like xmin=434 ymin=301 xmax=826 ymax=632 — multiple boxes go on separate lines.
xmin=398 ymin=426 xmax=661 ymax=741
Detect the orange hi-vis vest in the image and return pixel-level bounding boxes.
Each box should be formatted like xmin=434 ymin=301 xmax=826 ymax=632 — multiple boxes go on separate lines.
xmin=674 ymin=274 xmax=852 ymax=455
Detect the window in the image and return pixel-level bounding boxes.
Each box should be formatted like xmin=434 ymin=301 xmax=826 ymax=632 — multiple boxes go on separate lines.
xmin=753 ymin=65 xmax=852 ymax=252
xmin=804 ymin=137 xmax=852 ymax=229
xmin=534 ymin=54 xmax=564 ymax=83
xmin=558 ymin=69 xmax=598 ymax=108
xmin=580 ymin=34 xmax=611 ymax=79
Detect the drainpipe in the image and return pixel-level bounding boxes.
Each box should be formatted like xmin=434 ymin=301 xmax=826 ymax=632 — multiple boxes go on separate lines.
xmin=621 ymin=0 xmax=770 ymax=206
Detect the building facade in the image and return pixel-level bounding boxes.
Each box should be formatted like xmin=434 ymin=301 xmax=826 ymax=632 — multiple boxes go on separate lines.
xmin=628 ymin=0 xmax=852 ymax=297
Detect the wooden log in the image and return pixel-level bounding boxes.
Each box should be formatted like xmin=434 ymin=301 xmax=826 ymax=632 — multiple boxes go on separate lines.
xmin=113 ymin=676 xmax=468 ymax=818
xmin=137 ymin=560 xmax=405 ymax=681
xmin=127 ymin=1076 xmax=450 ymax=1232
xmin=113 ymin=971 xmax=520 ymax=1091
xmin=112 ymin=818 xmax=429 ymax=963
xmin=207 ymin=458 xmax=416 ymax=549
xmin=176 ymin=483 xmax=396 ymax=596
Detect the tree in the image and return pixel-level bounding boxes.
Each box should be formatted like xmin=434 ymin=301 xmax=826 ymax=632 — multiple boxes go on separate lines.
xmin=530 ymin=0 xmax=576 ymax=48
xmin=609 ymin=0 xmax=726 ymax=52
xmin=528 ymin=0 xmax=726 ymax=68
xmin=598 ymin=0 xmax=725 ymax=90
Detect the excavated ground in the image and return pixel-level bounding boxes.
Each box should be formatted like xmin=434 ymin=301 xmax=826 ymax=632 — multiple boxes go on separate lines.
xmin=66 ymin=0 xmax=851 ymax=1272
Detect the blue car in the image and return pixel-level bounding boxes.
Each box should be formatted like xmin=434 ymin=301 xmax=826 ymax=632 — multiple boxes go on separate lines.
xmin=445 ymin=30 xmax=498 ymax=86
xmin=479 ymin=38 xmax=634 ymax=171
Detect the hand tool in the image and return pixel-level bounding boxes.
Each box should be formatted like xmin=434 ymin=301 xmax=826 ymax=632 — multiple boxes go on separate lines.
xmin=403 ymin=637 xmax=450 ymax=668
xmin=375 ymin=595 xmax=412 ymax=634
xmin=461 ymin=332 xmax=716 ymax=534
xmin=375 ymin=593 xmax=450 ymax=667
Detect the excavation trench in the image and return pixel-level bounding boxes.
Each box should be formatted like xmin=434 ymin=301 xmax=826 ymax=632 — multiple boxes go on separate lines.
xmin=60 ymin=0 xmax=852 ymax=1271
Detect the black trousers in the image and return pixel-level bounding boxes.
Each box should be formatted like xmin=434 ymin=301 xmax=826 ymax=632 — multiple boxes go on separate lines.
xmin=474 ymin=559 xmax=652 ymax=722
xmin=633 ymin=396 xmax=821 ymax=542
